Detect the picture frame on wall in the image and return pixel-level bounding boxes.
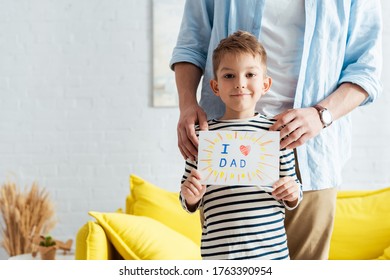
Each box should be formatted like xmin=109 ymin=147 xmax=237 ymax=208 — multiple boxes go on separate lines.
xmin=152 ymin=0 xmax=185 ymax=107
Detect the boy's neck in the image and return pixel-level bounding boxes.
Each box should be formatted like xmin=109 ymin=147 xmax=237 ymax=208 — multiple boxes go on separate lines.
xmin=219 ymin=111 xmax=257 ymax=120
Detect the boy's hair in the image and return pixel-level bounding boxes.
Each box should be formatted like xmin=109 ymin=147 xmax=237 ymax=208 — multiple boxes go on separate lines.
xmin=212 ymin=30 xmax=267 ymax=79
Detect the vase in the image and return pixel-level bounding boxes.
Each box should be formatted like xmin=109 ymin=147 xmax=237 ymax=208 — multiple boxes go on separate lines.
xmin=38 ymin=246 xmax=56 ymax=260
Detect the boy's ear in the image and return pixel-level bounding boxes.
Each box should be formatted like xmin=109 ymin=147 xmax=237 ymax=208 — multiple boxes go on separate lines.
xmin=210 ymin=79 xmax=220 ymax=96
xmin=262 ymin=76 xmax=272 ymax=93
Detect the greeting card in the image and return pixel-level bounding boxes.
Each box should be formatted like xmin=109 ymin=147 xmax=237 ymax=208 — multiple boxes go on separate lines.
xmin=198 ymin=130 xmax=280 ymax=186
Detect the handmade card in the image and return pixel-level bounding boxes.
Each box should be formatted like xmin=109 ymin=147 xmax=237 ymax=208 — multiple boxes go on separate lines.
xmin=198 ymin=131 xmax=280 ymax=186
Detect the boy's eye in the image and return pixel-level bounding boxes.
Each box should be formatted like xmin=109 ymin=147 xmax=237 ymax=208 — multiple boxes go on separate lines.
xmin=246 ymin=73 xmax=256 ymax=78
xmin=223 ymin=74 xmax=234 ymax=79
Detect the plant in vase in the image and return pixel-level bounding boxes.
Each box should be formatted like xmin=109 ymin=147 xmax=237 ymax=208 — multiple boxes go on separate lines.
xmin=0 ymin=180 xmax=56 ymax=258
xmin=38 ymin=235 xmax=57 ymax=260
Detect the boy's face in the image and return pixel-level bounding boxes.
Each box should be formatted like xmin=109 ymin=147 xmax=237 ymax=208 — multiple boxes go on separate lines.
xmin=210 ymin=53 xmax=271 ymax=119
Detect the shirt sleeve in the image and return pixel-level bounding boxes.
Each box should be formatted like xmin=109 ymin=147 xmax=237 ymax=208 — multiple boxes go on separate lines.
xmin=279 ymin=148 xmax=303 ymax=210
xmin=338 ymin=0 xmax=383 ymax=105
xmin=169 ymin=0 xmax=214 ymax=72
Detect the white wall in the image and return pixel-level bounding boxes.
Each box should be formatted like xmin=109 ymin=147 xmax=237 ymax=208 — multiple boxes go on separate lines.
xmin=342 ymin=3 xmax=390 ymax=189
xmin=0 ymin=0 xmax=389 ymax=259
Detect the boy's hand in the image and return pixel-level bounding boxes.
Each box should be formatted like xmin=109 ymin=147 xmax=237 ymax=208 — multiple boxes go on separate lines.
xmin=272 ymin=176 xmax=300 ymax=208
xmin=181 ymin=169 xmax=207 ymax=210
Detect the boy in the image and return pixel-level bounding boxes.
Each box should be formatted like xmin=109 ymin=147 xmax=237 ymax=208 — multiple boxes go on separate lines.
xmin=180 ymin=31 xmax=302 ymax=260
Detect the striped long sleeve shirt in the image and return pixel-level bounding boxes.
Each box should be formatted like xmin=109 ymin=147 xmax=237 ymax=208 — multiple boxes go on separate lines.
xmin=180 ymin=114 xmax=303 ymax=260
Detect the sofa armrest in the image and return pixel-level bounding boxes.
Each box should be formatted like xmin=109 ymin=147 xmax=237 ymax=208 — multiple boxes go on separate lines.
xmin=76 ymin=221 xmax=121 ymax=260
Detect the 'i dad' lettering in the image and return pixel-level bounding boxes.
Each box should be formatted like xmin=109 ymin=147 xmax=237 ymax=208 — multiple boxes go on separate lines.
xmin=218 ymin=143 xmax=247 ymax=168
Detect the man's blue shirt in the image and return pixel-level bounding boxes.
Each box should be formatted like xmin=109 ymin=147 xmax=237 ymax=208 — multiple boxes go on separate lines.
xmin=170 ymin=0 xmax=382 ymax=190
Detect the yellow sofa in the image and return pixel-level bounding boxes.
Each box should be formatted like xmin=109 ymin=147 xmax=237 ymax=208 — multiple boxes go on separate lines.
xmin=75 ymin=174 xmax=390 ymax=260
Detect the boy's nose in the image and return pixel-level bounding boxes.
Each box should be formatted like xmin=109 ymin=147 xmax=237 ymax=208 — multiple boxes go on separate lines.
xmin=236 ymin=77 xmax=246 ymax=88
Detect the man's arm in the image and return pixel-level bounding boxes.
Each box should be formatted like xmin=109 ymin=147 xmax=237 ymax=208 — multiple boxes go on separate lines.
xmin=318 ymin=83 xmax=368 ymax=121
xmin=270 ymin=0 xmax=382 ymax=149
xmin=174 ymin=62 xmax=208 ymax=160
xmin=271 ymin=83 xmax=368 ymax=149
xmin=170 ymin=0 xmax=214 ymax=160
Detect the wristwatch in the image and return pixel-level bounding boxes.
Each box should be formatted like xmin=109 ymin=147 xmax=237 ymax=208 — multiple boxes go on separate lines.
xmin=313 ymin=105 xmax=333 ymax=128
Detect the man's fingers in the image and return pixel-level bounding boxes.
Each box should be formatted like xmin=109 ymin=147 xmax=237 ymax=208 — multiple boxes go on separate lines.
xmin=185 ymin=124 xmax=199 ymax=153
xmin=177 ymin=105 xmax=208 ymax=160
xmin=285 ymin=133 xmax=310 ymax=150
xmin=198 ymin=110 xmax=209 ymax=131
xmin=178 ymin=145 xmax=186 ymax=160
xmin=272 ymin=107 xmax=323 ymax=149
xmin=184 ymin=109 xmax=208 ymax=158
xmin=269 ymin=110 xmax=295 ymax=131
xmin=178 ymin=129 xmax=195 ymax=160
xmin=280 ymin=126 xmax=305 ymax=149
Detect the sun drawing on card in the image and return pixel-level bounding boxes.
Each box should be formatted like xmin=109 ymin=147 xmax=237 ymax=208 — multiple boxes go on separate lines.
xmin=199 ymin=131 xmax=278 ymax=184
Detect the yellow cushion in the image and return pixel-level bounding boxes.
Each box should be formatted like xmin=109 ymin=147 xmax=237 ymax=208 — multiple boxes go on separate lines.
xmin=375 ymin=245 xmax=390 ymax=260
xmin=88 ymin=211 xmax=201 ymax=260
xmin=329 ymin=187 xmax=390 ymax=260
xmin=75 ymin=221 xmax=115 ymax=260
xmin=126 ymin=174 xmax=201 ymax=246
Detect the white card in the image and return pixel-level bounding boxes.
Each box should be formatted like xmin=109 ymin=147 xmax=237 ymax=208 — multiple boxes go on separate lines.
xmin=198 ymin=130 xmax=280 ymax=186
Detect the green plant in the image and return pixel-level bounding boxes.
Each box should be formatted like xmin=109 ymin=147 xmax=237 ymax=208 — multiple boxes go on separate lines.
xmin=39 ymin=235 xmax=56 ymax=247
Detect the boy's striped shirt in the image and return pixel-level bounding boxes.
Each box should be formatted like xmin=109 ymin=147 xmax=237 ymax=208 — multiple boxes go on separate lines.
xmin=180 ymin=114 xmax=302 ymax=260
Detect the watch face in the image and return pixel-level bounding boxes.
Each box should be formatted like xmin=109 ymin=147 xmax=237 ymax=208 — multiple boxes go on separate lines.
xmin=322 ymin=110 xmax=332 ymax=125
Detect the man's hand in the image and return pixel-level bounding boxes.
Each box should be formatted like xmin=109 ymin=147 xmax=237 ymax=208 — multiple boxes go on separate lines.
xmin=269 ymin=107 xmax=323 ymax=149
xmin=177 ymin=104 xmax=208 ymax=160
xmin=173 ymin=62 xmax=205 ymax=160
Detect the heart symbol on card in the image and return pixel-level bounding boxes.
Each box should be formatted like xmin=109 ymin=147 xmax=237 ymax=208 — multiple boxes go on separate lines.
xmin=239 ymin=145 xmax=251 ymax=156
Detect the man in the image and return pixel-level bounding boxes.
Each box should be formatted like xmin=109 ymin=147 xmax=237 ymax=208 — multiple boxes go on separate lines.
xmin=170 ymin=0 xmax=382 ymax=259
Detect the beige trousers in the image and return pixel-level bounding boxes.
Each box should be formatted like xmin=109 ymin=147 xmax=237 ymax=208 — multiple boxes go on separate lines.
xmin=284 ymin=187 xmax=337 ymax=260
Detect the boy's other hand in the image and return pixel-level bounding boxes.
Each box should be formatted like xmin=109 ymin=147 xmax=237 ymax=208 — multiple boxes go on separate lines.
xmin=181 ymin=169 xmax=207 ymax=209
xmin=272 ymin=176 xmax=300 ymax=208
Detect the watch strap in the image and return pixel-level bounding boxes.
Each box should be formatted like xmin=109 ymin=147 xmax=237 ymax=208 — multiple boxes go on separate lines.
xmin=313 ymin=105 xmax=332 ymax=128
xmin=313 ymin=104 xmax=325 ymax=113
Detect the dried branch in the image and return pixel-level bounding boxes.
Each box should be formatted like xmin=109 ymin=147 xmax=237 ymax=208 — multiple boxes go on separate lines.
xmin=0 ymin=181 xmax=56 ymax=257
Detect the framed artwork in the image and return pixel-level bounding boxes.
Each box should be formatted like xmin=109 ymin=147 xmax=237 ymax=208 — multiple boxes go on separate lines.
xmin=152 ymin=0 xmax=185 ymax=107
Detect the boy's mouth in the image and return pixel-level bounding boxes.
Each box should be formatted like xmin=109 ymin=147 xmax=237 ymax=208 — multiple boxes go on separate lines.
xmin=231 ymin=92 xmax=252 ymax=97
